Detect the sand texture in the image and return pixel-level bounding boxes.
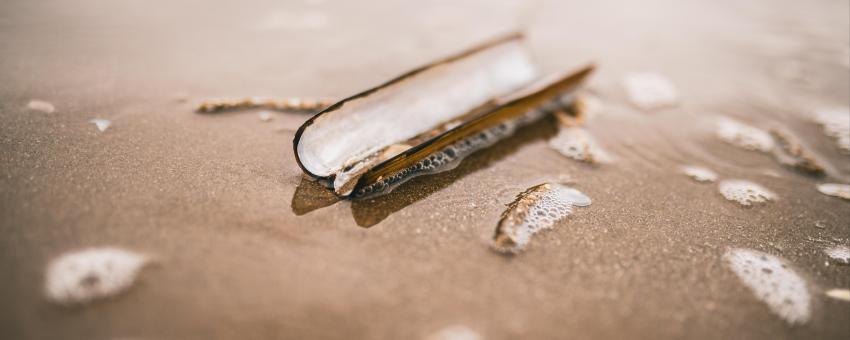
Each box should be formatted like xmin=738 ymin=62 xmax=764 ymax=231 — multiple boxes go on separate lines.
xmin=1 ymin=0 xmax=848 ymax=339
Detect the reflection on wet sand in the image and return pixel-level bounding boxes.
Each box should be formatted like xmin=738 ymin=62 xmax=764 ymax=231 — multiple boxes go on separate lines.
xmin=291 ymin=175 xmax=341 ymax=215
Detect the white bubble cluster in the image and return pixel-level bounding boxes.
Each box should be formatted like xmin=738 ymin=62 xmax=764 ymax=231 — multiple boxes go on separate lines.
xmin=622 ymin=73 xmax=678 ymax=110
xmin=548 ymin=127 xmax=611 ymax=163
xmin=716 ymin=117 xmax=774 ymax=152
xmin=424 ymin=325 xmax=481 ymax=340
xmin=824 ymin=246 xmax=850 ymax=264
xmin=45 ymin=247 xmax=149 ymax=305
xmin=724 ymin=248 xmax=811 ymax=325
xmin=89 ymin=118 xmax=111 ymax=132
xmin=816 ymin=183 xmax=850 ymax=201
xmin=813 ymin=108 xmax=850 ymax=153
xmin=718 ymin=179 xmax=776 ymax=206
xmin=494 ymin=184 xmax=591 ymax=254
xmin=27 ymin=100 xmax=56 ymax=113
xmin=680 ymin=165 xmax=718 ymax=183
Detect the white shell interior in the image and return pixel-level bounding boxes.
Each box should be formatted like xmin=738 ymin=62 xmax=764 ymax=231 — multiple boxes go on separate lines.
xmin=296 ymin=40 xmax=538 ymax=177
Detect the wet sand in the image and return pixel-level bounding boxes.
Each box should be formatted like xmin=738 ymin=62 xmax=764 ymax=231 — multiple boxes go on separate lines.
xmin=1 ymin=0 xmax=848 ymax=339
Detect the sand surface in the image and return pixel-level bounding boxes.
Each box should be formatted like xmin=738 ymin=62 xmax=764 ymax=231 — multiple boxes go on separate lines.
xmin=1 ymin=0 xmax=848 ymax=339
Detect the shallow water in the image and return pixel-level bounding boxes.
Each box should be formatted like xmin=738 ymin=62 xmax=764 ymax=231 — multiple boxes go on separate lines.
xmin=0 ymin=0 xmax=848 ymax=339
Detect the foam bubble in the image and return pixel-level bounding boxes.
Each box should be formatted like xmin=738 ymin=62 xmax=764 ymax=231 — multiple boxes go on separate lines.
xmin=724 ymin=248 xmax=811 ymax=324
xmin=493 ymin=183 xmax=590 ymax=254
xmin=716 ymin=117 xmax=774 ymax=152
xmin=27 ymin=100 xmax=55 ymax=113
xmin=90 ymin=119 xmax=111 ymax=132
xmin=824 ymin=246 xmax=850 ymax=264
xmin=548 ymin=127 xmax=611 ymax=163
xmin=817 ymin=183 xmax=850 ymax=201
xmin=719 ymin=179 xmax=776 ymax=206
xmin=45 ymin=247 xmax=149 ymax=305
xmin=424 ymin=325 xmax=481 ymax=340
xmin=680 ymin=165 xmax=718 ymax=183
xmin=825 ymin=289 xmax=850 ymax=302
xmin=813 ymin=108 xmax=850 ymax=153
xmin=622 ymin=73 xmax=678 ymax=110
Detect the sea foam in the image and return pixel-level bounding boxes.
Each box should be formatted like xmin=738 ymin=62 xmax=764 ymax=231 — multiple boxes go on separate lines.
xmin=45 ymin=247 xmax=149 ymax=305
xmin=724 ymin=248 xmax=810 ymax=325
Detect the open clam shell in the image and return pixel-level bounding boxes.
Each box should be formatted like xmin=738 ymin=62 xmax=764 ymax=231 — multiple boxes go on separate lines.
xmin=293 ymin=33 xmax=594 ymax=198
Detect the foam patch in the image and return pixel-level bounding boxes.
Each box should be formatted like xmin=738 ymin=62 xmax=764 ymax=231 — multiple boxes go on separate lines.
xmin=824 ymin=246 xmax=850 ymax=264
xmin=813 ymin=108 xmax=850 ymax=153
xmin=548 ymin=127 xmax=612 ymax=163
xmin=493 ymin=183 xmax=591 ymax=254
xmin=716 ymin=117 xmax=774 ymax=152
xmin=680 ymin=165 xmax=718 ymax=183
xmin=719 ymin=179 xmax=776 ymax=206
xmin=45 ymin=247 xmax=149 ymax=305
xmin=816 ymin=183 xmax=850 ymax=201
xmin=724 ymin=248 xmax=811 ymax=324
xmin=622 ymin=73 xmax=678 ymax=110
xmin=89 ymin=119 xmax=111 ymax=132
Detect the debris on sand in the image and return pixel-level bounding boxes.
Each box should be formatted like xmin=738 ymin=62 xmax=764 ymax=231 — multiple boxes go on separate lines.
xmin=89 ymin=119 xmax=111 ymax=132
xmin=45 ymin=247 xmax=150 ymax=305
xmin=718 ymin=179 xmax=776 ymax=206
xmin=27 ymin=100 xmax=56 ymax=113
xmin=680 ymin=165 xmax=718 ymax=183
xmin=817 ymin=183 xmax=850 ymax=201
xmin=716 ymin=118 xmax=825 ymax=175
xmin=196 ymin=97 xmax=333 ymax=113
xmin=493 ymin=183 xmax=590 ymax=254
xmin=724 ymin=248 xmax=811 ymax=325
xmin=769 ymin=129 xmax=825 ymax=176
xmin=622 ymin=73 xmax=678 ymax=111
xmin=716 ymin=117 xmax=774 ymax=152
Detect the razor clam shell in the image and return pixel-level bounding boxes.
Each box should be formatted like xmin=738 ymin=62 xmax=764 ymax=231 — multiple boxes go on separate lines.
xmin=293 ymin=32 xmax=537 ymax=186
xmin=351 ymin=66 xmax=595 ymax=199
